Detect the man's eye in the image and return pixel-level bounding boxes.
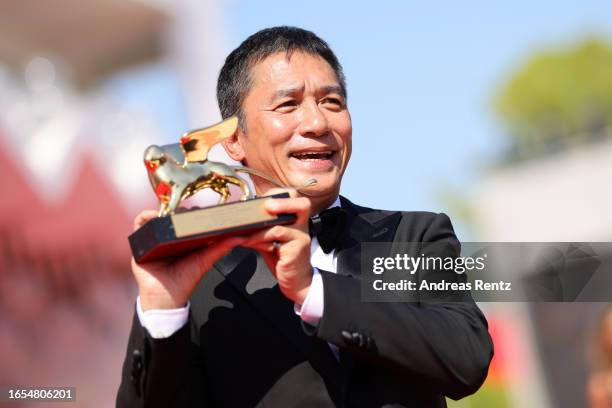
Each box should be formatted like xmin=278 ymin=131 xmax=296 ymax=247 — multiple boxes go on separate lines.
xmin=322 ymin=98 xmax=343 ymax=108
xmin=275 ymin=100 xmax=297 ymax=111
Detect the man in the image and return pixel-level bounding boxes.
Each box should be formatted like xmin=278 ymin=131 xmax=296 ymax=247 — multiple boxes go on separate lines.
xmin=117 ymin=26 xmax=493 ymax=407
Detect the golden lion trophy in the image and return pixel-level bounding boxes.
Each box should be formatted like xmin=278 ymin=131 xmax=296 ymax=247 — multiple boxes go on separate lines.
xmin=129 ymin=116 xmax=315 ymax=263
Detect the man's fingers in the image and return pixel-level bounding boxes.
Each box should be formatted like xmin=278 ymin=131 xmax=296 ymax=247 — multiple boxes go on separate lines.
xmin=243 ymin=225 xmax=302 ymax=247
xmin=173 ymin=236 xmax=247 ymax=276
xmin=133 ymin=210 xmax=158 ymax=231
xmin=265 ymin=187 xmax=297 ymax=198
xmin=196 ymin=236 xmax=248 ymax=274
xmin=264 ymin=196 xmax=311 ymax=224
xmin=241 ymin=241 xmax=278 ymax=254
xmin=201 ymin=236 xmax=247 ymax=262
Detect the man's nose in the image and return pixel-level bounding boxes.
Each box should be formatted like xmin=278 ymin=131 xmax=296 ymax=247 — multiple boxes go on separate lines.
xmin=298 ymin=101 xmax=329 ymax=137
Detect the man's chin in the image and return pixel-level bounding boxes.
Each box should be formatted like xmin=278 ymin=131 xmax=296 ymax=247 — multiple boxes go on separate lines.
xmin=293 ymin=177 xmax=340 ymax=198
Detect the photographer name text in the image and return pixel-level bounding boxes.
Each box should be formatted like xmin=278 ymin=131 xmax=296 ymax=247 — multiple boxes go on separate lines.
xmin=370 ymin=254 xmax=511 ymax=292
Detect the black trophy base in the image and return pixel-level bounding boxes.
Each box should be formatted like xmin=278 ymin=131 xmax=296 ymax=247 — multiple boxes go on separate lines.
xmin=129 ymin=193 xmax=295 ymax=263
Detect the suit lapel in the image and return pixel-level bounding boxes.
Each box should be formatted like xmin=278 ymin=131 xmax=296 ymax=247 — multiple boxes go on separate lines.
xmin=336 ymin=196 xmax=402 ymax=277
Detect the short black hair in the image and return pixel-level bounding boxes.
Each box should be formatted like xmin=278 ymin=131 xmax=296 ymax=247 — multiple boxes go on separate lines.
xmin=216 ymin=26 xmax=347 ymax=127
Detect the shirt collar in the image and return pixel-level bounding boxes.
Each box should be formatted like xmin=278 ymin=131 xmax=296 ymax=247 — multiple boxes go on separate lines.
xmin=315 ymin=196 xmax=341 ymax=216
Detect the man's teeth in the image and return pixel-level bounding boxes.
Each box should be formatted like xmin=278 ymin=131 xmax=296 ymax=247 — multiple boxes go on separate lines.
xmin=292 ymin=152 xmax=333 ymax=160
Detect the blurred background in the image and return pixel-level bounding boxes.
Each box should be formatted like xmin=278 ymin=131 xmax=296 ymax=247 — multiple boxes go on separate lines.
xmin=1 ymin=1 xmax=611 ymax=406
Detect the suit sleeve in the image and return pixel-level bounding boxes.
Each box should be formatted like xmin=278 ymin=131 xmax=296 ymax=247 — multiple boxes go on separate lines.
xmin=116 ymin=309 xmax=207 ymax=407
xmin=313 ymin=213 xmax=494 ymax=400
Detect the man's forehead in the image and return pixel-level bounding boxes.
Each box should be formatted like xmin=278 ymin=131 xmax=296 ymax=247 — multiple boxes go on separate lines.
xmin=268 ymin=56 xmax=297 ymax=82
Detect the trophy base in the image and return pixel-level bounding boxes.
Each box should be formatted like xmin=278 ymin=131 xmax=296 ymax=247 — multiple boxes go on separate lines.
xmin=129 ymin=193 xmax=295 ymax=263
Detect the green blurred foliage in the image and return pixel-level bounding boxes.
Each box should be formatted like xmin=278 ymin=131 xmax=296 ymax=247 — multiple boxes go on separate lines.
xmin=447 ymin=385 xmax=510 ymax=408
xmin=495 ymin=38 xmax=612 ymax=162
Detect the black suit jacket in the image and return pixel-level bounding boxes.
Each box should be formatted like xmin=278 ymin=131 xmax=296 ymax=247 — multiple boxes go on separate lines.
xmin=117 ymin=197 xmax=493 ymax=407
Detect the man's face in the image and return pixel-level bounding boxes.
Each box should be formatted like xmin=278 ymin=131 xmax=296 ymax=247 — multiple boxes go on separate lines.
xmin=225 ymin=51 xmax=352 ymax=209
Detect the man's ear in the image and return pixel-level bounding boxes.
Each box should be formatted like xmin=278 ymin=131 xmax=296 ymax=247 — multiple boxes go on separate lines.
xmin=223 ymin=127 xmax=246 ymax=162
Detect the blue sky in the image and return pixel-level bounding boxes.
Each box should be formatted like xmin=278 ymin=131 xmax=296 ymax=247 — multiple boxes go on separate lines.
xmin=224 ymin=1 xmax=612 ymax=236
xmin=108 ymin=1 xmax=612 ymax=238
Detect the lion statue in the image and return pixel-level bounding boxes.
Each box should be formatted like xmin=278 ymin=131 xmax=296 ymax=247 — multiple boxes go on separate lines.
xmin=143 ymin=117 xmax=314 ymax=217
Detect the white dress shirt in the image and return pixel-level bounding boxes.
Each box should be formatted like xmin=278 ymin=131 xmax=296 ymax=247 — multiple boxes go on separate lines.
xmin=137 ymin=197 xmax=341 ymax=349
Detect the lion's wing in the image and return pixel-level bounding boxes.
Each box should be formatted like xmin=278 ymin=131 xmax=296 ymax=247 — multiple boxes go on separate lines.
xmin=180 ymin=116 xmax=238 ymax=163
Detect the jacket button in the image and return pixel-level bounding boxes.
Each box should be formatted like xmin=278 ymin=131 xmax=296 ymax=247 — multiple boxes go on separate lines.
xmin=341 ymin=330 xmax=355 ymax=344
xmin=354 ymin=332 xmax=365 ymax=347
xmin=131 ymin=349 xmax=143 ymax=382
xmin=363 ymin=335 xmax=376 ymax=351
xmin=342 ymin=330 xmax=377 ymax=351
xmin=341 ymin=330 xmax=364 ymax=347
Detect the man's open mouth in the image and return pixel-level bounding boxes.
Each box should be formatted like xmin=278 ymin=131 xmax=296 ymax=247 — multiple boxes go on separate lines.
xmin=290 ymin=151 xmax=335 ymax=160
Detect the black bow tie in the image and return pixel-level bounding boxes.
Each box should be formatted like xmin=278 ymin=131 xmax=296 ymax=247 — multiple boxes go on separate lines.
xmin=309 ymin=207 xmax=347 ymax=254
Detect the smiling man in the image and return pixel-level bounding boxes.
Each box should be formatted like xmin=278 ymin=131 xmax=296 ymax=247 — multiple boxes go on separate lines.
xmin=220 ymin=32 xmax=352 ymax=216
xmin=117 ymin=26 xmax=493 ymax=408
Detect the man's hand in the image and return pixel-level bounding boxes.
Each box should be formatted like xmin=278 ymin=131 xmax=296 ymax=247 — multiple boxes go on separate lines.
xmin=131 ymin=210 xmax=246 ymax=311
xmin=242 ymin=189 xmax=313 ymax=304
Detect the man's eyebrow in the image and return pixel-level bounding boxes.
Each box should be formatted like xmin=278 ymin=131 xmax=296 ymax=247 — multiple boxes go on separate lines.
xmin=321 ymin=85 xmax=344 ymax=96
xmin=270 ymin=86 xmax=305 ymax=103
xmin=269 ymin=84 xmax=345 ymax=103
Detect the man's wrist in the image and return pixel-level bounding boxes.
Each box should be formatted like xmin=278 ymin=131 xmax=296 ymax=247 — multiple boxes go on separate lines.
xmin=288 ymin=267 xmax=314 ymax=305
xmin=293 ymin=285 xmax=311 ymax=306
xmin=294 ymin=268 xmax=324 ymax=326
xmin=139 ymin=292 xmax=188 ymax=312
